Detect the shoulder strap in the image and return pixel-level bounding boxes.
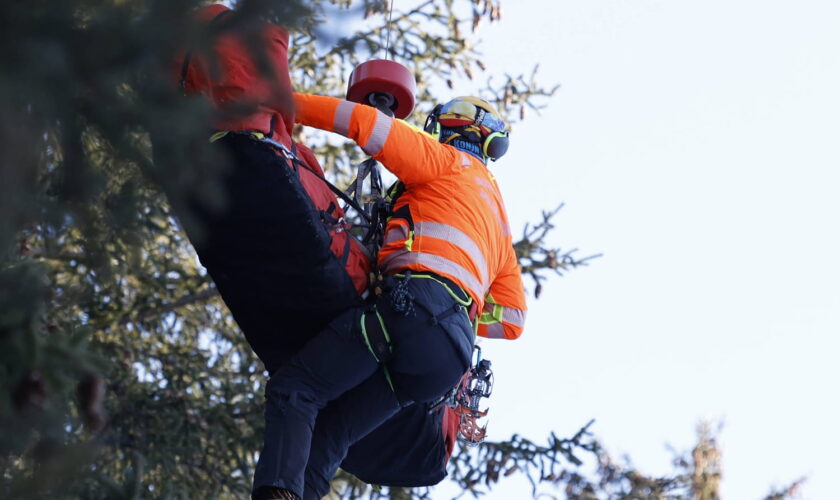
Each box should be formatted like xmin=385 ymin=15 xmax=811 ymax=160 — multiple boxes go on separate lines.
xmin=292 ymin=152 xmax=373 ymax=223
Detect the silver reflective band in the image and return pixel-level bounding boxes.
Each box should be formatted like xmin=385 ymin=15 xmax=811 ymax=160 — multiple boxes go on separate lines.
xmin=474 ymin=176 xmax=496 ymax=191
xmin=383 ymin=225 xmax=409 ymax=245
xmin=479 ymin=190 xmax=499 ymax=217
xmin=460 ymin=152 xmax=472 ymax=167
xmin=484 ymin=322 xmax=505 ymax=339
xmin=414 ymin=222 xmax=488 ymax=285
xmin=502 ymin=307 xmax=526 ymax=327
xmin=362 ymin=111 xmax=393 ymax=156
xmin=381 ymin=250 xmax=486 ymax=301
xmin=334 ymin=100 xmax=355 ymax=137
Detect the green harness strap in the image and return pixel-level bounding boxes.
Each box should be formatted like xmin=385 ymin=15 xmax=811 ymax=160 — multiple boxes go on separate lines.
xmin=359 ymin=309 xmax=396 ymax=392
xmin=392 ymin=273 xmax=472 ymax=307
xmin=393 ymin=272 xmax=477 ymax=334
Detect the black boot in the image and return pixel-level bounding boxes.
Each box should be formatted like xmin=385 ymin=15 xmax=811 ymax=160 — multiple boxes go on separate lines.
xmin=253 ymin=485 xmax=300 ymax=500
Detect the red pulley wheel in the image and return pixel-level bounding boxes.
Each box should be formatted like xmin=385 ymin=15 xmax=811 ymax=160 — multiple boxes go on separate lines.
xmin=346 ymin=59 xmax=416 ymax=119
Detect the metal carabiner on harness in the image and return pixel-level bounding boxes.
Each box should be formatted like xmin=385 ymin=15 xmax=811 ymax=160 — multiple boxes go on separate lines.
xmin=343 ymin=153 xmax=393 ymax=258
xmin=346 ymin=157 xmax=384 ymax=208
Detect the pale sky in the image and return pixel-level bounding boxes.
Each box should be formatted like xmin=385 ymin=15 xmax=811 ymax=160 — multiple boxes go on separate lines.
xmin=427 ymin=1 xmax=840 ymax=499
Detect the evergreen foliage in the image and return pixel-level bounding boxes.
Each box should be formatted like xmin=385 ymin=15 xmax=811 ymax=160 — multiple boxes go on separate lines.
xmin=0 ymin=1 xmax=797 ymax=499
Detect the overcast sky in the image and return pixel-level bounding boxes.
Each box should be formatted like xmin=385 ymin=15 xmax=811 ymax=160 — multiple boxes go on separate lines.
xmin=422 ymin=1 xmax=840 ymax=498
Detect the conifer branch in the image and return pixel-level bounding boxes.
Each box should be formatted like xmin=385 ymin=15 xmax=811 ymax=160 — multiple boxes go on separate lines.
xmin=119 ymin=287 xmax=220 ymax=325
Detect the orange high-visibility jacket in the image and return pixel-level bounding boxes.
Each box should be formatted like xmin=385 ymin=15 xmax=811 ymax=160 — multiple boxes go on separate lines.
xmin=294 ymin=93 xmax=527 ymax=339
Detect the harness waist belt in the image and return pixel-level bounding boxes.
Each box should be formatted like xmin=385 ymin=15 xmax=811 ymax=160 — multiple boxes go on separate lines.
xmin=391 ymin=270 xmax=477 ymax=322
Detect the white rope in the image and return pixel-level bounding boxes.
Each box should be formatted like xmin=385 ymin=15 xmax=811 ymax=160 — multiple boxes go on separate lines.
xmin=384 ymin=0 xmax=395 ymax=59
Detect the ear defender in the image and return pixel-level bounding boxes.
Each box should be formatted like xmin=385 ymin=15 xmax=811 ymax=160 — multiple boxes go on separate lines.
xmin=424 ymin=104 xmax=443 ymax=140
xmin=428 ymin=98 xmax=510 ymax=160
xmin=482 ymin=131 xmax=509 ymax=160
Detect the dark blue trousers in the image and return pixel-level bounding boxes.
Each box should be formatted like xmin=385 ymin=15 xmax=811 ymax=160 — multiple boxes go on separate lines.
xmin=253 ymin=276 xmax=474 ymax=499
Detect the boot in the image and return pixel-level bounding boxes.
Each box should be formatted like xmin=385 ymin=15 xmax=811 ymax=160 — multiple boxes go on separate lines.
xmin=253 ymin=485 xmax=301 ymax=500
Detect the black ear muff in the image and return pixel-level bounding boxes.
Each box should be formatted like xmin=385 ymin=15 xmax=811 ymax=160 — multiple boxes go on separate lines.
xmin=424 ymin=104 xmax=443 ymax=139
xmin=483 ymin=131 xmax=509 ymax=160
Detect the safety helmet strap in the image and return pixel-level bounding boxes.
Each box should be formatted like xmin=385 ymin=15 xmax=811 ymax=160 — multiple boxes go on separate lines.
xmin=423 ymin=104 xmax=443 ymax=139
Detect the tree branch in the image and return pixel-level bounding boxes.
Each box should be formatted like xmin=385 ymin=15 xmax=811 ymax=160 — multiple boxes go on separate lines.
xmin=119 ymin=287 xmax=220 ymax=325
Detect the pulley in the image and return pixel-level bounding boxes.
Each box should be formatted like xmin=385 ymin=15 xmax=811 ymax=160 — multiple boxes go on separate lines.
xmin=346 ymin=59 xmax=416 ymax=119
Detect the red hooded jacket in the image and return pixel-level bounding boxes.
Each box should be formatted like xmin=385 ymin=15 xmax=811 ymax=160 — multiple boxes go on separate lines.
xmin=174 ymin=4 xmax=370 ymax=295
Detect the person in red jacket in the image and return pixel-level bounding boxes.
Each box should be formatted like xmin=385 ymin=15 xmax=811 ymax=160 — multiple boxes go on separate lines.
xmin=254 ymin=94 xmax=527 ymax=500
xmin=172 ymin=3 xmax=370 ymax=367
xmin=167 ymin=5 xmax=465 ymax=499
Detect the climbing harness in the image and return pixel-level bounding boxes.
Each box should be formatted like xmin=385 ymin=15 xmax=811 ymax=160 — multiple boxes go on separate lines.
xmin=361 ymin=270 xmax=478 ymax=396
xmin=431 ymin=345 xmax=494 ymax=446
xmin=359 ymin=305 xmax=397 ymax=392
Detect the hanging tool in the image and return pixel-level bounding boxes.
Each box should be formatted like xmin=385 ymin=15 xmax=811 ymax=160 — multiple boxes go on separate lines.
xmin=428 ymin=346 xmax=494 ymax=446
xmin=344 ymin=58 xmax=416 ymax=254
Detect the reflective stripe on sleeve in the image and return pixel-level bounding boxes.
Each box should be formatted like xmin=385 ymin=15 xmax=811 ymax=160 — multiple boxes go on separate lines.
xmin=383 ymin=225 xmax=409 ymax=245
xmin=502 ymin=306 xmax=526 ymax=327
xmin=414 ymin=222 xmax=488 ymax=285
xmin=381 ymin=250 xmax=486 ymax=301
xmin=334 ymin=100 xmax=355 ymax=137
xmin=460 ymin=152 xmax=472 ymax=167
xmin=484 ymin=322 xmax=505 ymax=339
xmin=362 ymin=111 xmax=393 ymax=156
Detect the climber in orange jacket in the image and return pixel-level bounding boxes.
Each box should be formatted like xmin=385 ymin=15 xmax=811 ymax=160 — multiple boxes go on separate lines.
xmin=296 ymin=93 xmax=528 ymax=339
xmin=254 ymin=94 xmax=527 ymax=500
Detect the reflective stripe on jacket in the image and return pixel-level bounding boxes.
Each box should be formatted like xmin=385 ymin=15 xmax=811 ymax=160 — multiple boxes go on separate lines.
xmin=293 ymin=93 xmax=527 ymax=339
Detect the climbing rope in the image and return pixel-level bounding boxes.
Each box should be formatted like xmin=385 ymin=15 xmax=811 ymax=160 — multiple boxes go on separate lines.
xmin=384 ymin=0 xmax=395 ymax=59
